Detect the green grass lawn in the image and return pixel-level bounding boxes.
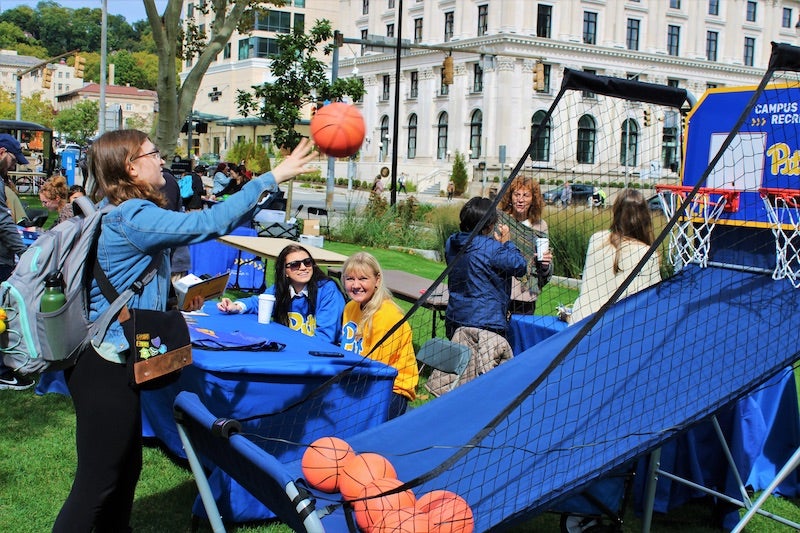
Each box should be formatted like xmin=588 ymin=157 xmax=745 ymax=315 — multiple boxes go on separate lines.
xmin=2 ymin=238 xmax=799 ymax=531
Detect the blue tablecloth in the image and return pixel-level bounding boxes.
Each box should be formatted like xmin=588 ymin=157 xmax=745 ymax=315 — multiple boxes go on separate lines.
xmin=141 ymin=304 xmax=396 ymax=522
xmin=508 ymin=314 xmax=568 ymax=354
xmin=189 ymin=225 xmax=265 ymax=291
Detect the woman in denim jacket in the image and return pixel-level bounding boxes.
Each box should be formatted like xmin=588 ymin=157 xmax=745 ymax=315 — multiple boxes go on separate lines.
xmin=53 ymin=130 xmax=316 ymax=532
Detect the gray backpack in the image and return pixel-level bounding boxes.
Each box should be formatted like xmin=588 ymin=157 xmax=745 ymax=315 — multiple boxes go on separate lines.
xmin=0 ymin=197 xmax=156 ymax=374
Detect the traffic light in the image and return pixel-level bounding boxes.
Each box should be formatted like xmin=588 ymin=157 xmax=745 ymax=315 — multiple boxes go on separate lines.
xmin=74 ymin=54 xmax=86 ymax=78
xmin=442 ymin=56 xmax=454 ymax=85
xmin=41 ymin=68 xmax=52 ymax=89
xmin=533 ymin=62 xmax=545 ymax=91
xmin=643 ymin=108 xmax=652 ymax=127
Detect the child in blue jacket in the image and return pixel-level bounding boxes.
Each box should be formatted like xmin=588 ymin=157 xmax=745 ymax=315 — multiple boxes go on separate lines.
xmin=218 ymin=244 xmax=345 ymax=344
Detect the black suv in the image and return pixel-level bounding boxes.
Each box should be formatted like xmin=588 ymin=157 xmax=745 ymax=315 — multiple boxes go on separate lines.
xmin=542 ymin=184 xmax=594 ymax=205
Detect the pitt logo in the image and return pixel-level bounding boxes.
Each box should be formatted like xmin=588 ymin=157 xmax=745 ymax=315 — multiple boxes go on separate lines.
xmin=766 ymin=142 xmax=800 ymax=176
xmin=340 ymin=321 xmax=363 ymax=355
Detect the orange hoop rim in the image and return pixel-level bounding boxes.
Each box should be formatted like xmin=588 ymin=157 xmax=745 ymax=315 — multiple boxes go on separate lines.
xmin=655 ymin=184 xmax=740 ymax=212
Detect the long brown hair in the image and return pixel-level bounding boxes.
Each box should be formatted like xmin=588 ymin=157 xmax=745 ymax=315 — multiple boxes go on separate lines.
xmin=499 ymin=175 xmax=545 ymax=224
xmin=272 ymin=244 xmax=331 ymax=326
xmin=87 ymin=129 xmax=166 ymax=207
xmin=608 ymin=189 xmax=654 ymax=273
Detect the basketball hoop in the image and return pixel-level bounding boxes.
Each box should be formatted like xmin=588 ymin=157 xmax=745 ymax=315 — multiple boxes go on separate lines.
xmin=759 ymin=188 xmax=800 ymax=287
xmin=655 ymin=185 xmax=740 ymax=270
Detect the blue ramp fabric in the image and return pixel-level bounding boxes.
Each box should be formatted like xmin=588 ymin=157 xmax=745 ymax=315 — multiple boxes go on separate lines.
xmin=177 ymin=265 xmax=800 ymax=531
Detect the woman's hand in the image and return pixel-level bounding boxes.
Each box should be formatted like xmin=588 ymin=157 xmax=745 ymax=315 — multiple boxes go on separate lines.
xmin=270 ymin=138 xmax=318 ymax=184
xmin=217 ymin=298 xmax=243 ymax=314
xmin=538 ymin=250 xmax=553 ymax=268
xmin=184 ymin=295 xmax=205 ymax=312
xmin=494 ymin=223 xmax=510 ymax=243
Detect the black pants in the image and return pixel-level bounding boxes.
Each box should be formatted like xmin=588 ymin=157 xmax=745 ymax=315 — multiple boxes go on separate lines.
xmin=54 ymin=347 xmax=141 ymax=533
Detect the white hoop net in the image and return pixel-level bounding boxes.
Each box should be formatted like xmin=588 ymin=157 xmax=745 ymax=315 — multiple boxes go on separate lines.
xmin=656 ymin=187 xmax=734 ymax=271
xmin=760 ymin=189 xmax=800 ymax=288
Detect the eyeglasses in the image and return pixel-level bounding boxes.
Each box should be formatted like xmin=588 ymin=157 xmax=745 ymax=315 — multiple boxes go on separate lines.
xmin=285 ymin=258 xmax=314 ymax=271
xmin=130 ymin=148 xmax=162 ymax=162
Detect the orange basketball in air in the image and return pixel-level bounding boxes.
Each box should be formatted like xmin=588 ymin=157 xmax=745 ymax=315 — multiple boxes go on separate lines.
xmin=310 ymin=102 xmax=366 ymax=158
xmin=338 ymin=452 xmax=397 ymax=501
xmin=301 ymin=436 xmax=355 ymax=493
xmin=352 ymin=477 xmax=416 ymax=532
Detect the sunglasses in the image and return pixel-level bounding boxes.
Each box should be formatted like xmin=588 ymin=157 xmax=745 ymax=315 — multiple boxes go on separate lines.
xmin=285 ymin=258 xmax=314 ymax=271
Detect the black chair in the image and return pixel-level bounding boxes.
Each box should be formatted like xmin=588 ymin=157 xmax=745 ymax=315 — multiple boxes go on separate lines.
xmin=306 ymin=207 xmax=330 ymax=236
xmin=18 ymin=207 xmax=48 ymax=228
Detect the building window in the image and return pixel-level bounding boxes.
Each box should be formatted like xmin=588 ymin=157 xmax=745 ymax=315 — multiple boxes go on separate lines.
xmin=670 ymin=0 xmax=681 ymax=9
xmin=382 ymin=75 xmax=390 ymax=100
xmin=253 ymin=37 xmax=280 ymax=58
xmin=437 ymin=112 xmax=448 ymax=159
xmin=444 ymin=11 xmax=454 ymax=42
xmin=744 ymin=37 xmax=755 ymax=67
xmin=783 ymin=8 xmax=793 ymax=29
xmin=387 ymin=23 xmax=394 ymax=38
xmin=414 ymin=18 xmax=423 ymax=42
xmin=469 ymin=110 xmax=482 ymax=158
xmin=531 ymin=110 xmax=551 ymax=162
xmin=238 ymin=38 xmax=251 ymax=60
xmin=582 ymin=69 xmax=596 ymax=99
xmin=576 ymin=115 xmax=596 ymax=164
xmin=407 ymin=114 xmax=417 ymax=159
xmin=662 ymin=110 xmax=679 ymax=171
xmin=223 ymin=42 xmax=231 ymax=59
xmin=440 ymin=69 xmax=450 ymax=96
xmin=409 ymin=71 xmax=418 ymax=98
xmin=667 ymin=25 xmax=680 ymax=56
xmin=363 ymin=0 xmax=369 ymax=15
xmin=388 ymin=0 xmax=395 ymax=7
xmin=537 ymin=4 xmax=552 ymax=38
xmin=187 ymin=3 xmax=194 ymax=17
xmin=360 ymin=29 xmax=368 ymax=55
xmin=583 ymin=11 xmax=597 ymax=45
xmin=256 ymin=10 xmax=292 ymax=33
xmin=706 ymin=31 xmax=718 ymax=62
xmin=380 ymin=116 xmax=390 ymax=162
xmin=708 ymin=0 xmax=719 ymax=16
xmin=294 ymin=13 xmax=305 ymax=32
xmin=707 ymin=82 xmax=718 ymax=89
xmin=294 ymin=0 xmax=305 ymax=6
xmin=627 ymin=19 xmax=640 ymax=51
xmin=477 ymin=4 xmax=488 ymax=36
xmin=473 ymin=63 xmax=483 ymax=93
xmin=620 ymin=118 xmax=639 ymax=167
xmin=746 ymin=1 xmax=757 ymax=22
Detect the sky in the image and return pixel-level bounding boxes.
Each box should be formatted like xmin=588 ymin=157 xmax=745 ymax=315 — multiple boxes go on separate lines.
xmin=0 ymin=0 xmax=169 ymax=24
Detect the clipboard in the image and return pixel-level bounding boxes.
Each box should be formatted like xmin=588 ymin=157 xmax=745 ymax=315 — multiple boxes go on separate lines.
xmin=179 ymin=272 xmax=230 ymax=310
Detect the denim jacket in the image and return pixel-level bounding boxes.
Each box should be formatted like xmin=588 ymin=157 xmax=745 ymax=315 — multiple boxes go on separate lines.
xmin=90 ymin=172 xmax=278 ymax=363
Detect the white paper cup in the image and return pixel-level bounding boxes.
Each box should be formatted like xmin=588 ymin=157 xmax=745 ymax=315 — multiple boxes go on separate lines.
xmin=258 ymin=294 xmax=276 ymax=324
xmin=536 ymin=237 xmax=549 ymax=261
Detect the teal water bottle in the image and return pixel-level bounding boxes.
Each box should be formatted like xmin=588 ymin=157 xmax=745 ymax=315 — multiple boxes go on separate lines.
xmin=41 ymin=272 xmax=66 ymax=312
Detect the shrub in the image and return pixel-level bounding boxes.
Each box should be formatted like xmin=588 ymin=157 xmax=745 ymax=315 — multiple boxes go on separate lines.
xmin=225 ymin=140 xmax=271 ymax=174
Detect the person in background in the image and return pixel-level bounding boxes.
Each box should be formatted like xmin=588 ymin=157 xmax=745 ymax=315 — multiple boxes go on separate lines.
xmin=497 ymin=176 xmax=553 ymax=314
xmin=561 ymin=180 xmax=573 ymax=208
xmin=340 ymin=251 xmax=417 ymax=419
xmin=0 ymin=134 xmax=32 ymax=390
xmin=372 ymin=174 xmax=384 ymax=195
xmin=210 ymin=162 xmax=231 ymax=195
xmin=39 ymin=175 xmax=73 ymax=228
xmin=217 ymin=164 xmax=248 ymax=197
xmin=182 ymin=166 xmax=206 ymax=211
xmin=218 ymin=244 xmax=345 ymax=344
xmin=567 ymin=188 xmax=661 ymax=324
xmin=447 ymin=180 xmax=455 ymax=201
xmin=52 ymin=130 xmax=316 ymax=532
xmin=397 ymin=172 xmax=407 ymax=193
xmin=160 ymin=168 xmax=192 ymax=305
xmin=69 ymin=184 xmax=86 ymax=203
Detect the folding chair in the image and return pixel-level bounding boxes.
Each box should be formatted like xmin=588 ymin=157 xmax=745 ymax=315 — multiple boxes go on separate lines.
xmin=306 ymin=207 xmax=330 ymax=236
xmin=417 ymin=338 xmax=471 ymax=391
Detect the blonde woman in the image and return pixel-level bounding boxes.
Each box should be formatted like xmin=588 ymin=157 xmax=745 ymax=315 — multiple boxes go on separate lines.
xmin=340 ymin=252 xmax=418 ymax=418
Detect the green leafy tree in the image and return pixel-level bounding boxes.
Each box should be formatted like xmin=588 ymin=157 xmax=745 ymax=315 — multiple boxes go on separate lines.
xmin=235 ymin=19 xmax=365 ymax=149
xmin=146 ymin=0 xmax=283 ymax=159
xmin=53 ymin=100 xmax=99 ymax=144
xmin=451 ymin=151 xmax=468 ymax=196
xmin=0 ymin=21 xmax=48 ymax=58
xmin=20 ymin=93 xmax=56 ymax=127
xmin=226 ymin=140 xmax=272 ymax=175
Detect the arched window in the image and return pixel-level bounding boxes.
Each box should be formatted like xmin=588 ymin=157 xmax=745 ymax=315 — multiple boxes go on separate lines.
xmin=576 ymin=114 xmax=596 ymax=164
xmin=379 ymin=115 xmax=390 ymax=162
xmin=469 ymin=109 xmax=482 ymax=159
xmin=407 ymin=114 xmax=417 ymax=159
xmin=531 ymin=110 xmax=551 ymax=162
xmin=437 ymin=112 xmax=449 ymax=160
xmin=620 ymin=118 xmax=639 ymax=166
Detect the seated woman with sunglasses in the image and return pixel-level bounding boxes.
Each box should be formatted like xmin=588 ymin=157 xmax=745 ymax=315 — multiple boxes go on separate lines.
xmin=217 ymin=244 xmax=345 ymax=344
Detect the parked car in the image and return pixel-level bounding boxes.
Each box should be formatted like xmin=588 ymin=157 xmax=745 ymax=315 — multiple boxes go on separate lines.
xmin=199 ymin=153 xmax=220 ymax=167
xmin=542 ymin=184 xmax=594 ymax=205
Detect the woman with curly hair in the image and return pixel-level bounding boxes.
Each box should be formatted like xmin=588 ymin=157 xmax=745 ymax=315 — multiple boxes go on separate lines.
xmin=39 ymin=174 xmax=73 ymax=228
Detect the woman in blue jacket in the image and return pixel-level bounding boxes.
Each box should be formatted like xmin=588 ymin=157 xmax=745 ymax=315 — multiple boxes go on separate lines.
xmin=218 ymin=244 xmax=345 ymax=344
xmin=445 ymin=196 xmax=528 ymax=339
xmin=53 ymin=130 xmax=317 ymax=532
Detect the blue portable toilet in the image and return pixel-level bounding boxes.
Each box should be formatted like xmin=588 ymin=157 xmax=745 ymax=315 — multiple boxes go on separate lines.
xmin=60 ymin=150 xmax=76 ymax=186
